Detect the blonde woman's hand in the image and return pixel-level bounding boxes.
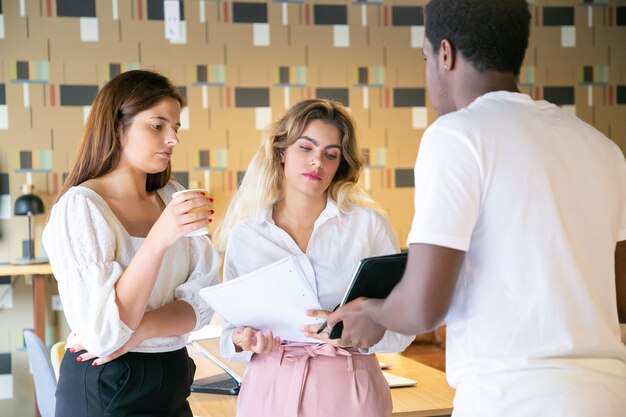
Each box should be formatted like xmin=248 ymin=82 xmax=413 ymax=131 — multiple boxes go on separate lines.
xmin=301 ymin=309 xmax=344 ymax=346
xmin=148 ymin=191 xmax=214 ymax=248
xmin=232 ymin=327 xmax=281 ymax=353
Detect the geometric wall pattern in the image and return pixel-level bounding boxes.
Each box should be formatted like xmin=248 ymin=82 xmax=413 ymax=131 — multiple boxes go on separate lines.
xmin=1 ymin=0 xmax=626 ymax=412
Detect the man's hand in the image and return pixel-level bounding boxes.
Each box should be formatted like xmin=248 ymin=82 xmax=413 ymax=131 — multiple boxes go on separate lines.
xmin=326 ymin=297 xmax=386 ymax=349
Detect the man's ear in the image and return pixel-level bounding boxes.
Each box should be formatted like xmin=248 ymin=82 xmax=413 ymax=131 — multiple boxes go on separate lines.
xmin=440 ymin=39 xmax=455 ymax=71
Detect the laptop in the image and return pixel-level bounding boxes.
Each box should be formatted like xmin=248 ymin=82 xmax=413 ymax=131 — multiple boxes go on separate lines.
xmin=190 ymin=338 xmax=246 ymax=395
xmin=190 ymin=337 xmax=415 ymax=392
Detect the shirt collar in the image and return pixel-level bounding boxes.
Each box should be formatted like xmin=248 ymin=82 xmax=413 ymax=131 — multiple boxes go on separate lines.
xmin=258 ymin=197 xmax=346 ymax=226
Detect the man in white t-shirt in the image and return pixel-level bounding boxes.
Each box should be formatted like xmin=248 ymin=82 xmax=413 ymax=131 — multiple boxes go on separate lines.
xmin=328 ymin=0 xmax=626 ymax=416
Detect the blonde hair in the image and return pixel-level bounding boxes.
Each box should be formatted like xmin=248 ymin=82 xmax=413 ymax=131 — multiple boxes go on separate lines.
xmin=216 ymin=98 xmax=383 ymax=249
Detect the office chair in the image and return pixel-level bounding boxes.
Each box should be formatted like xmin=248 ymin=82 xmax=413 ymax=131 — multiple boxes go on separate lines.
xmin=23 ymin=329 xmax=57 ymax=417
xmin=50 ymin=340 xmax=66 ymax=381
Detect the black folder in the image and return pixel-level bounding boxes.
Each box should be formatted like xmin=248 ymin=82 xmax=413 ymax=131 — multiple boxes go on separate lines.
xmin=329 ymin=252 xmax=408 ymax=339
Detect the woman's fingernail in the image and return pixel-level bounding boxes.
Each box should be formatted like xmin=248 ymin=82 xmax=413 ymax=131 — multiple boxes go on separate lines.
xmin=91 ymin=362 xmax=98 ymax=367
xmin=209 ymin=198 xmax=214 ymax=203
xmin=199 ymin=192 xmax=206 ymax=196
xmin=209 ymin=210 xmax=215 ymax=215
xmin=69 ymin=348 xmax=75 ymax=353
xmin=208 ymin=218 xmax=213 ymax=223
xmin=76 ymin=356 xmax=82 ymax=362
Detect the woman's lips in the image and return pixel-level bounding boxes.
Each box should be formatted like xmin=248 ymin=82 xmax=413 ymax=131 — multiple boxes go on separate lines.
xmin=303 ymin=172 xmax=321 ymax=181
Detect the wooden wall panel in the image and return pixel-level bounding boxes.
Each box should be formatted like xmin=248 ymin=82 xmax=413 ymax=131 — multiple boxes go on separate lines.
xmin=0 ymin=1 xmax=625 ymax=413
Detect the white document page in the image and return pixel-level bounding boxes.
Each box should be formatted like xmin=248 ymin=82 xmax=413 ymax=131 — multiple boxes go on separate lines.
xmin=382 ymin=371 xmax=417 ymax=388
xmin=199 ymin=256 xmax=324 ymax=343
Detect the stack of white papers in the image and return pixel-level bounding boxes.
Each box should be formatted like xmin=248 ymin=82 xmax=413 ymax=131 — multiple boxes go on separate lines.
xmin=188 ymin=324 xmax=222 ymax=342
xmin=199 ymin=256 xmax=324 ymax=343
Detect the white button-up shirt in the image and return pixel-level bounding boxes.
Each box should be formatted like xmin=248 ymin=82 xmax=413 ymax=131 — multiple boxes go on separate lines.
xmin=220 ymin=199 xmax=415 ymax=361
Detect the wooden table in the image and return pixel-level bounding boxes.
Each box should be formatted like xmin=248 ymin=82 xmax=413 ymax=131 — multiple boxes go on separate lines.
xmin=376 ymin=352 xmax=454 ymax=416
xmin=0 ymin=263 xmax=53 ymax=342
xmin=0 ymin=263 xmax=53 ymax=417
xmin=188 ymin=339 xmax=455 ymax=417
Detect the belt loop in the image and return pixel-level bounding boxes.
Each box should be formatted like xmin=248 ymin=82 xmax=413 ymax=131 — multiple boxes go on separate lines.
xmin=346 ymin=354 xmax=354 ymax=372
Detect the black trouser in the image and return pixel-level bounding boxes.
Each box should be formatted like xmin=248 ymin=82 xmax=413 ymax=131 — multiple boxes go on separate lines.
xmin=56 ymin=347 xmax=196 ymax=417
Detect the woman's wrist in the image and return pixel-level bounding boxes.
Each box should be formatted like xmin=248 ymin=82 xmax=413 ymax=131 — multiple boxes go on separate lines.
xmin=142 ymin=232 xmax=170 ymax=257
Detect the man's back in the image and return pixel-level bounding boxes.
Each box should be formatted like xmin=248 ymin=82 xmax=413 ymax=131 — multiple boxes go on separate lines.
xmin=414 ymin=90 xmax=626 ymax=415
xmin=329 ymin=1 xmax=626 ymax=415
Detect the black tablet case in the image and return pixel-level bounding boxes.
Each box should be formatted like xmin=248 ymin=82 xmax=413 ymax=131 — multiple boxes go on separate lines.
xmin=329 ymin=252 xmax=408 ymax=339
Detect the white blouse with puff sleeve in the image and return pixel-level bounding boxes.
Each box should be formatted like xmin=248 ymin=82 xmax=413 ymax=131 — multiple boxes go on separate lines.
xmin=220 ymin=199 xmax=415 ymax=362
xmin=43 ymin=181 xmax=220 ymax=357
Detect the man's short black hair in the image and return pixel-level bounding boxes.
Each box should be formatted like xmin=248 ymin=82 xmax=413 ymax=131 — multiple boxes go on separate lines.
xmin=424 ymin=0 xmax=531 ymax=76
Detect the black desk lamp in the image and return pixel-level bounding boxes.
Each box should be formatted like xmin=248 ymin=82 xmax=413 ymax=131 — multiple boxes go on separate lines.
xmin=13 ymin=183 xmax=46 ymax=265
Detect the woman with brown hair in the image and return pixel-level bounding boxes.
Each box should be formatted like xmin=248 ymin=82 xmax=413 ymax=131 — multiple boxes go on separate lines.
xmin=43 ymin=69 xmax=219 ymax=417
xmin=216 ymin=98 xmax=414 ymax=417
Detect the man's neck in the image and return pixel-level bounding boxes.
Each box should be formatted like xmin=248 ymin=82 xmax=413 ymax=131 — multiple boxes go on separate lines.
xmin=453 ymin=69 xmax=520 ymax=110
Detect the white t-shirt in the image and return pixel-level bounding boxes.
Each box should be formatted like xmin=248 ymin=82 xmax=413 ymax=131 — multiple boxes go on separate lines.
xmin=408 ymin=91 xmax=626 ymax=416
xmin=43 ymin=182 xmax=221 ymax=357
xmin=221 ymin=199 xmax=415 ymax=361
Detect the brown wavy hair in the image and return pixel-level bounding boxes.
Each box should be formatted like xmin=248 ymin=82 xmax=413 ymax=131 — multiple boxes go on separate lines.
xmin=54 ymin=69 xmax=183 ymax=203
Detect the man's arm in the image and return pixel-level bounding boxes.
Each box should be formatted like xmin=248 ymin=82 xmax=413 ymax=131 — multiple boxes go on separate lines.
xmin=373 ymin=243 xmax=465 ymax=334
xmin=617 ymin=240 xmax=626 ymax=323
xmin=328 ymin=243 xmax=464 ymax=348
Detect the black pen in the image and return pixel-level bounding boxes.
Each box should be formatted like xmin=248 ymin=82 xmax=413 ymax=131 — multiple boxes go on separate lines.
xmin=316 ymin=304 xmax=340 ymax=334
xmin=316 ymin=321 xmax=328 ymax=334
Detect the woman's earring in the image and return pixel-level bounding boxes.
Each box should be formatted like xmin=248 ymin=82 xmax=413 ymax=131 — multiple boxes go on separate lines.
xmin=444 ymin=64 xmax=449 ymax=70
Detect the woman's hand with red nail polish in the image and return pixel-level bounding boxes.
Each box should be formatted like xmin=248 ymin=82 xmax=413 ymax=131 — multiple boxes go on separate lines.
xmin=76 ymin=351 xmax=97 ymax=362
xmin=152 ymin=190 xmax=213 ymax=246
xmin=88 ymin=318 xmax=150 ymax=366
xmin=67 ymin=341 xmax=85 ymax=355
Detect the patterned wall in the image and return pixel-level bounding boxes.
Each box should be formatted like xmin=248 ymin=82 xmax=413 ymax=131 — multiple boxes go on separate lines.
xmin=0 ymin=0 xmax=625 ymax=413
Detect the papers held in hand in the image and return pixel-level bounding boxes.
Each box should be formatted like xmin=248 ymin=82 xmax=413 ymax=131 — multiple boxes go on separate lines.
xmin=329 ymin=252 xmax=408 ymax=339
xmin=198 ymin=256 xmax=324 ymax=343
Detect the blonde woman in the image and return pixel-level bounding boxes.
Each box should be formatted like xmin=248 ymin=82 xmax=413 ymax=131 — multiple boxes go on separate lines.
xmin=217 ymin=99 xmax=414 ymax=417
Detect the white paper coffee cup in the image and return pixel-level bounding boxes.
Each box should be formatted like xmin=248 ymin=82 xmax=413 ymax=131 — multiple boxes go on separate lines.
xmin=172 ymin=189 xmax=210 ymax=237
